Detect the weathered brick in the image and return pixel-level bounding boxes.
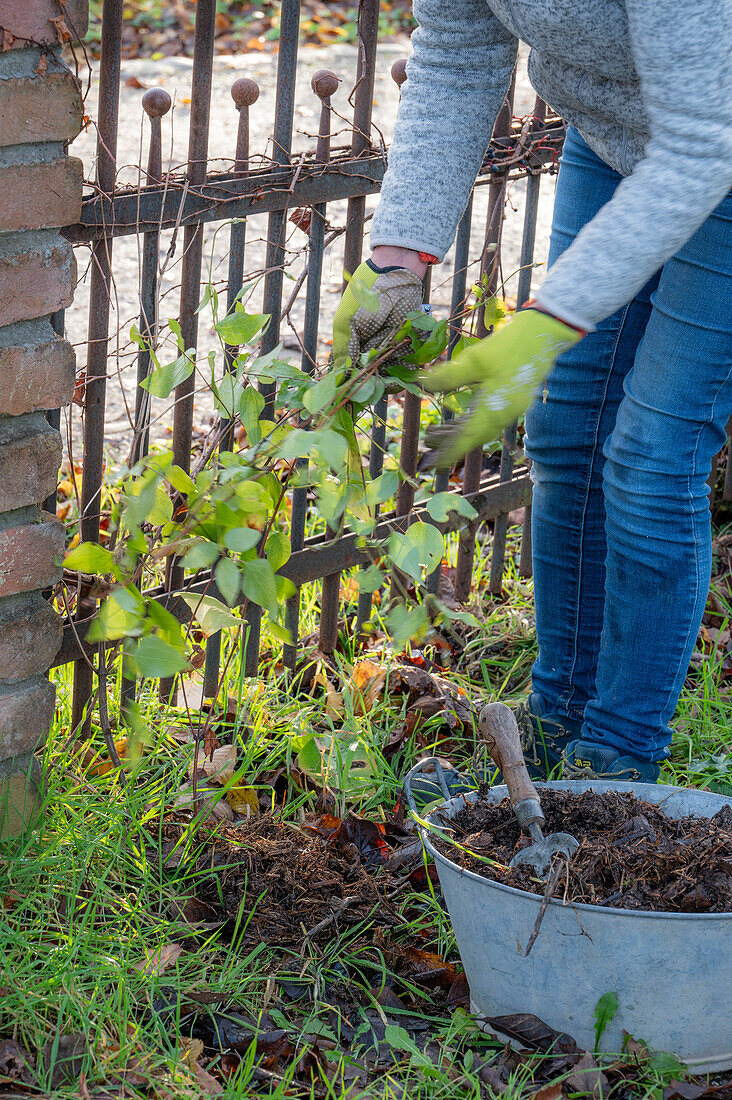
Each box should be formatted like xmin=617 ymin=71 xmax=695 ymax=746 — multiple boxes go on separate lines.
xmin=0 ymin=69 xmax=83 ymax=146
xmin=0 ymin=592 xmax=61 ymax=683
xmin=0 ymin=510 xmax=64 ymax=597
xmin=0 ymin=231 xmax=76 ymax=327
xmin=0 ymin=752 xmax=43 ymax=839
xmin=0 ymin=319 xmax=75 ymax=415
xmin=0 ymin=675 xmax=55 ymax=760
xmin=1 ymin=1 xmax=89 ymax=47
xmin=0 ymin=415 xmax=61 ymax=512
xmin=0 ymin=156 xmax=82 ymax=233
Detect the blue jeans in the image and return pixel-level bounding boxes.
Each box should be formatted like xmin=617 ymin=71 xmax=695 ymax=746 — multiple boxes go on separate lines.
xmin=524 ymin=127 xmax=732 ymax=762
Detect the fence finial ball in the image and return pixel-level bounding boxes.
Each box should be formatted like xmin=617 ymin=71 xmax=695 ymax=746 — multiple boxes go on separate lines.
xmin=312 ymin=69 xmax=340 ymax=100
xmin=391 ymin=58 xmax=408 ymax=88
xmin=231 ymin=77 xmax=260 ymax=109
xmin=142 ymin=88 xmax=172 ymax=118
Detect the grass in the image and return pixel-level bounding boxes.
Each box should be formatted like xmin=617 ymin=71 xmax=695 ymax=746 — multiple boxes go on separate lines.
xmin=2 ymin=526 xmax=732 ymax=1097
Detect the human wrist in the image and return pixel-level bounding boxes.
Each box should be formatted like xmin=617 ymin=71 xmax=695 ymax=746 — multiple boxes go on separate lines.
xmin=371 ymin=245 xmax=428 ymax=279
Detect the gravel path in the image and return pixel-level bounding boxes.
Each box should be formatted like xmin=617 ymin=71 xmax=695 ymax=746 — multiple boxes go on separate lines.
xmin=65 ymin=41 xmax=555 ymax=462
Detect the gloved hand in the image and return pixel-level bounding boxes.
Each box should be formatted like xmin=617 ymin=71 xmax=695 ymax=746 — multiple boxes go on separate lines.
xmin=422 ymin=308 xmax=584 ymax=469
xmin=331 ymin=260 xmax=424 ymax=370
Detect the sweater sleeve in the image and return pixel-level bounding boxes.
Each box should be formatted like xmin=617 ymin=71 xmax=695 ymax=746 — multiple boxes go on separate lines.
xmin=370 ymin=0 xmax=518 ymax=261
xmin=533 ymin=0 xmax=732 ymax=331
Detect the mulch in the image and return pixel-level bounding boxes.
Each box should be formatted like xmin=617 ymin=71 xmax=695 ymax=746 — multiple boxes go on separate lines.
xmin=159 ymin=811 xmax=406 ymax=947
xmin=433 ymin=788 xmax=732 ymax=913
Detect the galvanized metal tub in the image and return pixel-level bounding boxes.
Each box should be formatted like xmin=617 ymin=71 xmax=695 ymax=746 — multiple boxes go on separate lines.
xmin=419 ymin=778 xmax=732 ymax=1072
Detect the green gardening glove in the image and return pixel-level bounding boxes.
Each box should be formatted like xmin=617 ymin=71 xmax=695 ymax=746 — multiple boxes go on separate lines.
xmin=422 ymin=308 xmax=584 ymax=469
xmin=332 ymin=260 xmax=424 ymax=370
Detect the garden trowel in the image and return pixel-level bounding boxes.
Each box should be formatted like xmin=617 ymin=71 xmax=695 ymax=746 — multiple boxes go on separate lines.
xmin=479 ymin=702 xmax=579 ymax=877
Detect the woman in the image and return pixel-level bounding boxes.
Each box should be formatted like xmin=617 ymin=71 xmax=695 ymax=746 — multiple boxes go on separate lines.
xmin=332 ymin=0 xmax=732 ymax=781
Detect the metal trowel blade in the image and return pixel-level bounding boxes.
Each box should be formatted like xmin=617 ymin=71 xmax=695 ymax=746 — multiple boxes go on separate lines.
xmin=509 ymin=831 xmax=580 ymax=877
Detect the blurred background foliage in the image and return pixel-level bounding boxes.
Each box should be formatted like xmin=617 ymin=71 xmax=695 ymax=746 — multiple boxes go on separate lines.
xmin=86 ymin=0 xmax=415 ymax=58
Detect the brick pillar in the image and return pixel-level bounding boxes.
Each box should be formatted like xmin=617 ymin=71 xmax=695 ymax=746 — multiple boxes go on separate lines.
xmin=0 ymin=1 xmax=88 ymax=838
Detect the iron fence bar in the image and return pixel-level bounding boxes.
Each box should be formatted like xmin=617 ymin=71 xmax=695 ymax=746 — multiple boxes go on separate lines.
xmin=129 ymin=89 xmax=171 ymax=469
xmin=122 ymin=90 xmax=170 ymax=715
xmin=355 ymin=392 xmax=389 ymax=635
xmin=318 ymin=1 xmax=381 ymax=655
xmin=491 ymin=97 xmax=546 ymax=592
xmin=284 ymin=70 xmax=339 ymax=672
xmin=353 ymin=59 xmax=409 ymax=630
xmin=426 ymin=197 xmax=475 ymax=596
xmin=454 ymin=74 xmax=516 ymax=604
xmin=244 ymin=0 xmax=302 ymax=677
xmin=71 ymin=0 xmax=123 ymax=735
xmin=56 ymin=472 xmax=533 ymax=668
xmin=160 ymin=0 xmax=216 ymax=704
xmin=389 ymin=266 xmax=433 ymax=605
xmin=201 ymin=79 xmax=260 ymax=701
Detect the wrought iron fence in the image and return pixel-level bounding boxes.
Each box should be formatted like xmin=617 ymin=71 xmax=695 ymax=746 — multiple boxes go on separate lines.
xmin=53 ymin=0 xmax=568 ymax=732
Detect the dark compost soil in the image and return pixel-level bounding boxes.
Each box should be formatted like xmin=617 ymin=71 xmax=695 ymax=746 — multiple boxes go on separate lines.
xmin=159 ymin=812 xmax=404 ymax=946
xmin=433 ymin=789 xmax=732 ymax=913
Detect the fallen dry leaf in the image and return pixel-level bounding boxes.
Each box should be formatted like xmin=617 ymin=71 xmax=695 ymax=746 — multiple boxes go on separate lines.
xmin=531 ymin=1085 xmax=563 ymax=1100
xmin=226 ymin=784 xmax=258 ymax=816
xmin=134 ymin=942 xmax=183 ymax=976
xmin=180 ymin=1038 xmax=222 ymax=1095
xmin=188 ymin=743 xmax=236 ymax=784
xmin=564 ymin=1052 xmax=609 ymax=1099
xmin=351 ymin=660 xmax=388 ymax=714
xmin=0 ymin=1039 xmax=35 ymax=1085
xmin=42 ymin=1033 xmax=87 ymax=1089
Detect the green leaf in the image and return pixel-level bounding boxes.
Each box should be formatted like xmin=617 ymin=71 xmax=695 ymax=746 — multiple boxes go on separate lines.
xmin=145 ymin=600 xmax=184 ymax=648
xmin=238 ymin=384 xmax=265 ymax=444
xmin=86 ymin=588 xmax=144 ymax=643
xmin=646 ymin=1050 xmax=686 ymax=1082
xmin=313 ymin=428 xmax=348 ymax=472
xmin=404 ymin=317 xmax=450 ymax=366
xmin=355 ymin=563 xmax=385 ymax=593
xmin=168 ymin=317 xmax=185 ymax=351
xmin=140 ymin=352 xmax=194 ymax=399
xmin=303 ymin=371 xmax=337 ymax=416
xmin=215 ymin=309 xmax=269 ymax=346
xmin=593 ymin=992 xmax=619 ymax=1051
xmin=212 ymin=372 xmax=238 ymax=418
xmin=132 ymin=635 xmax=190 ymax=679
xmin=64 ymin=542 xmax=115 ymax=574
xmin=240 ymin=558 xmax=279 ymax=617
xmin=276 ymin=428 xmax=313 ymax=461
xmin=275 ymin=574 xmax=295 ymax=603
xmin=268 ymin=620 xmax=293 ymax=645
xmin=166 ymin=465 xmax=196 ymax=495
xmin=181 ymin=594 xmax=240 ymax=638
xmin=383 ymin=1025 xmax=423 ymax=1059
xmin=265 ymin=529 xmax=290 ymax=573
xmin=181 ymin=538 xmax=220 ymax=571
xmin=424 ymin=492 xmax=478 ymax=523
xmin=224 ymin=527 xmax=261 ymax=554
xmin=386 ymin=602 xmax=429 ymax=649
xmin=366 ymin=469 xmax=399 ymax=507
xmin=434 ymin=600 xmax=482 ymax=629
xmin=389 ymin=521 xmax=444 ymax=583
xmin=215 ymin=556 xmax=241 ymax=607
xmin=148 ymin=485 xmax=173 ymax=526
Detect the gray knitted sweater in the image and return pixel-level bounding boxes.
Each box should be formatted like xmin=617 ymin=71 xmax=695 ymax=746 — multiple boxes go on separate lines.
xmin=370 ymin=0 xmax=732 ymax=330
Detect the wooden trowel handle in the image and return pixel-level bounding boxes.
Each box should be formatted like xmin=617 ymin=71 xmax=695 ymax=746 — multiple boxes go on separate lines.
xmin=479 ymin=702 xmax=545 ymax=829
